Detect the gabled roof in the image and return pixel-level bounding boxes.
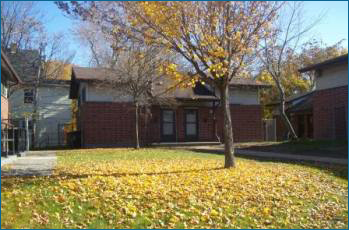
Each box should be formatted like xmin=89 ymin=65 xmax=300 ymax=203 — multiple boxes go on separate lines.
xmin=1 ymin=50 xmax=23 ymax=84
xmin=72 ymin=66 xmax=116 ymax=81
xmin=72 ymin=66 xmax=270 ymax=87
xmin=5 ymin=48 xmax=40 ymax=82
xmin=299 ymin=54 xmax=348 ymax=73
xmin=70 ymin=66 xmax=269 ymax=100
xmin=5 ymin=49 xmax=71 ymax=83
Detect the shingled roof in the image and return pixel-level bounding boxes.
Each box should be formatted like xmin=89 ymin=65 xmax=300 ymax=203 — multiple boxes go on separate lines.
xmin=70 ymin=66 xmax=269 ymax=100
xmin=72 ymin=67 xmax=117 ymax=81
xmin=299 ymin=54 xmax=348 ymax=73
xmin=72 ymin=66 xmax=269 ymax=86
xmin=5 ymin=49 xmax=40 ymax=82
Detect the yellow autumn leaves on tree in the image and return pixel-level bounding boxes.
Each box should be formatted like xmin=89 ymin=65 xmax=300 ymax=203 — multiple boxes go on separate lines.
xmin=123 ymin=1 xmax=278 ymax=82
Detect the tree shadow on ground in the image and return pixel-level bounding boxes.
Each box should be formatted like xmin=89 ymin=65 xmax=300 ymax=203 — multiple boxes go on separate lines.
xmin=188 ymin=148 xmax=348 ymax=180
xmin=1 ymin=166 xmax=225 ymax=186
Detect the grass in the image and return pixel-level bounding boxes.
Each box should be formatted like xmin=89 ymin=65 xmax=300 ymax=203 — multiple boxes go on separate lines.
xmin=236 ymin=139 xmax=348 ymax=158
xmin=1 ymin=148 xmax=348 ymax=228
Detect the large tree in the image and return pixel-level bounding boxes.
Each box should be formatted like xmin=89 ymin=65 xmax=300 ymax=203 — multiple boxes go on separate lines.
xmin=57 ymin=1 xmax=281 ymax=168
xmin=299 ymin=39 xmax=348 ymax=89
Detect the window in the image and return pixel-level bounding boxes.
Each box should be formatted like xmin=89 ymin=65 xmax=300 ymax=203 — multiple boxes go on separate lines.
xmin=24 ymin=89 xmax=34 ymax=103
xmin=81 ymin=87 xmax=86 ymax=102
xmin=1 ymin=81 xmax=8 ymax=98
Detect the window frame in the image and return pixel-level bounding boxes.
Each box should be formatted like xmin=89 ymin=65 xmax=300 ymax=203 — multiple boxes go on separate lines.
xmin=24 ymin=88 xmax=34 ymax=104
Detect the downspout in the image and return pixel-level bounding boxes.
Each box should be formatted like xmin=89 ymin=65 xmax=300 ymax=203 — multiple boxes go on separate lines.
xmin=212 ymin=100 xmax=221 ymax=143
xmin=211 ymin=83 xmax=221 ymax=143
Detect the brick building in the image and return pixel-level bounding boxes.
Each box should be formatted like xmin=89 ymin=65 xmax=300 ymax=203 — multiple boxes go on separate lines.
xmin=70 ymin=67 xmax=269 ymax=147
xmin=272 ymin=54 xmax=348 ymax=141
xmin=299 ymin=54 xmax=348 ymax=140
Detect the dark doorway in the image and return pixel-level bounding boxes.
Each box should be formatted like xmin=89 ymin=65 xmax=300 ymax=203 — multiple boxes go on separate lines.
xmin=334 ymin=106 xmax=347 ymax=140
xmin=161 ymin=109 xmax=176 ymax=142
xmin=306 ymin=114 xmax=313 ymax=138
xmin=298 ymin=115 xmax=305 ymax=138
xmin=184 ymin=109 xmax=198 ymax=141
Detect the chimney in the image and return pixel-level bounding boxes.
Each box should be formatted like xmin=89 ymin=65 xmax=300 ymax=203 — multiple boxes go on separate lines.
xmin=10 ymin=43 xmax=17 ymax=54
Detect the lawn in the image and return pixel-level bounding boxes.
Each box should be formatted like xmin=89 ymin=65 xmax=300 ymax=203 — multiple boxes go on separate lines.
xmin=1 ymin=148 xmax=348 ymax=228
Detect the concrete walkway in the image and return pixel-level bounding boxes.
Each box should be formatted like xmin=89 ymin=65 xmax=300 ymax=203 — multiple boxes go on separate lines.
xmin=172 ymin=145 xmax=348 ymax=165
xmin=1 ymin=151 xmax=57 ymax=176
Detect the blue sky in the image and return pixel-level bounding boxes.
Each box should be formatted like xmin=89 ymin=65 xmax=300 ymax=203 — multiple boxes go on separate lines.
xmin=36 ymin=1 xmax=348 ymax=67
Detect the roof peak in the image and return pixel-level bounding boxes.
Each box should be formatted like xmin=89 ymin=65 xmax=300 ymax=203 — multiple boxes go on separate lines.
xmin=299 ymin=53 xmax=348 ymax=73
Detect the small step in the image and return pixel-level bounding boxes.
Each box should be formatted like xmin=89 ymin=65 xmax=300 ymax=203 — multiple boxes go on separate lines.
xmin=151 ymin=141 xmax=221 ymax=147
xmin=25 ymin=151 xmax=56 ymax=157
xmin=1 ymin=155 xmax=18 ymax=167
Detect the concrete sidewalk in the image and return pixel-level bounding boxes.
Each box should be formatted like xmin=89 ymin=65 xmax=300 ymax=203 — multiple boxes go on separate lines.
xmin=1 ymin=151 xmax=57 ymax=176
xmin=173 ymin=145 xmax=348 ymax=165
xmin=236 ymin=149 xmax=348 ymax=165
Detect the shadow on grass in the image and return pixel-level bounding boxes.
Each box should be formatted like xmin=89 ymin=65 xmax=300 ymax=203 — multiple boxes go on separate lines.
xmin=1 ymin=166 xmax=225 ymax=186
xmin=188 ymin=148 xmax=348 ymax=180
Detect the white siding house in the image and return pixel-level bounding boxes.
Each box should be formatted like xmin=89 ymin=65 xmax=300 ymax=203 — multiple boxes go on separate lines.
xmin=10 ymin=82 xmax=71 ymax=148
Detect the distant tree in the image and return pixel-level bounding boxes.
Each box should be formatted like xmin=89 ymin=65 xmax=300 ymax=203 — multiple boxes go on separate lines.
xmin=1 ymin=1 xmax=45 ymax=50
xmin=299 ymin=39 xmax=348 ymax=89
xmin=72 ymin=21 xmax=124 ymax=68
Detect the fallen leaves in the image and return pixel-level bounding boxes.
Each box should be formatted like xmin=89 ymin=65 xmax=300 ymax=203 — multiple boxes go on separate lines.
xmin=1 ymin=148 xmax=348 ymax=229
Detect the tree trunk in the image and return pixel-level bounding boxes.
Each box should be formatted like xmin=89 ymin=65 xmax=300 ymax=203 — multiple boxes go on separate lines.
xmin=279 ymin=97 xmax=298 ymax=140
xmin=220 ymin=83 xmax=235 ymax=168
xmin=277 ymin=83 xmax=298 ymax=140
xmin=135 ymin=102 xmax=140 ymax=149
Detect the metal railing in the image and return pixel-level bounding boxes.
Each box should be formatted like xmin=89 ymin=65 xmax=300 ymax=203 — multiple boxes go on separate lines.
xmin=1 ymin=120 xmax=27 ymax=157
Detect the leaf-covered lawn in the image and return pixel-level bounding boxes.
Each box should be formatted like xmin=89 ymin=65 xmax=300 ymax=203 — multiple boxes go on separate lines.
xmin=1 ymin=148 xmax=348 ymax=228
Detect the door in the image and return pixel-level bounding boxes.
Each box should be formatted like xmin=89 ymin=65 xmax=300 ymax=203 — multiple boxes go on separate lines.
xmin=184 ymin=109 xmax=198 ymax=141
xmin=264 ymin=119 xmax=276 ymax=141
xmin=334 ymin=106 xmax=347 ymax=140
xmin=297 ymin=115 xmax=305 ymax=138
xmin=161 ymin=109 xmax=176 ymax=142
xmin=306 ymin=114 xmax=313 ymax=138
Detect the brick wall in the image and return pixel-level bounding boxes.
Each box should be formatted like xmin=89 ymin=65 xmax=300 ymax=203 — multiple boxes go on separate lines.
xmin=80 ymin=102 xmax=137 ymax=147
xmin=217 ymin=105 xmax=264 ymax=142
xmin=80 ymin=102 xmax=264 ymax=147
xmin=313 ymin=86 xmax=348 ymax=140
